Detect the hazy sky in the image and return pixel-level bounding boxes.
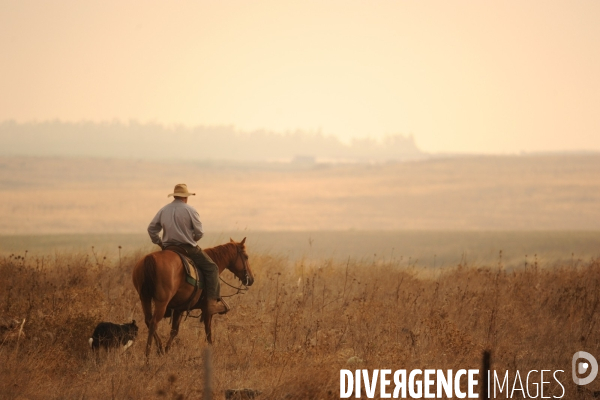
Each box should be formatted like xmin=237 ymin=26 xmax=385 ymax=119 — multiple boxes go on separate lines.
xmin=1 ymin=1 xmax=599 ymax=153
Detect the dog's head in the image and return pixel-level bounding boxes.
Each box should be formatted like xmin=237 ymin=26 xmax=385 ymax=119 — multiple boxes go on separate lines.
xmin=124 ymin=320 xmax=139 ymax=339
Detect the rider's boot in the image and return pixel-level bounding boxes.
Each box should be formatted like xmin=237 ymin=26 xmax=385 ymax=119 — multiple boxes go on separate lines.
xmin=206 ymin=298 xmax=231 ymax=315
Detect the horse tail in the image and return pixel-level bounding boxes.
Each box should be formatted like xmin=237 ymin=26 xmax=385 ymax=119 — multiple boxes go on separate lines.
xmin=139 ymin=254 xmax=157 ymax=301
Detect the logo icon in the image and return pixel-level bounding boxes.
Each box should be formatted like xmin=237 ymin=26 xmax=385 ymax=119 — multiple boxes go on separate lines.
xmin=572 ymin=351 xmax=598 ymax=385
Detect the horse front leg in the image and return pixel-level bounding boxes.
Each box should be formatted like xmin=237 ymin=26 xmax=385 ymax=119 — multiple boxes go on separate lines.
xmin=165 ymin=310 xmax=183 ymax=353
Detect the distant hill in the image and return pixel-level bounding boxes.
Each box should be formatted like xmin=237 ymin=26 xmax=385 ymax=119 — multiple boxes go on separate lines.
xmin=0 ymin=120 xmax=424 ymax=162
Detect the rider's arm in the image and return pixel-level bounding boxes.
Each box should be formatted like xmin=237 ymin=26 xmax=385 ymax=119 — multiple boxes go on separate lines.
xmin=191 ymin=209 xmax=204 ymax=241
xmin=147 ymin=210 xmax=164 ymax=247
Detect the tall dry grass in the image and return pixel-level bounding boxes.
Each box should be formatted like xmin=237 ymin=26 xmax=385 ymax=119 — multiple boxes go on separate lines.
xmin=1 ymin=247 xmax=600 ymax=399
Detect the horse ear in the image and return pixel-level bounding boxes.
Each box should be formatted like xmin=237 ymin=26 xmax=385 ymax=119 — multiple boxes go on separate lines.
xmin=241 ymin=237 xmax=246 ymax=245
xmin=230 ymin=237 xmax=234 ymax=243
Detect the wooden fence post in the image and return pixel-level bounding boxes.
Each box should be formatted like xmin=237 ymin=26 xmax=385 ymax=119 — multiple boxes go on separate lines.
xmin=481 ymin=350 xmax=491 ymax=400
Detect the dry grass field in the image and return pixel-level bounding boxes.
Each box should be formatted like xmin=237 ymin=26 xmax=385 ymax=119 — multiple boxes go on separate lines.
xmin=2 ymin=246 xmax=600 ymax=399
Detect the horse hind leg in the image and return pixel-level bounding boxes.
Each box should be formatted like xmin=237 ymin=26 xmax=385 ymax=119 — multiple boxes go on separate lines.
xmin=165 ymin=310 xmax=183 ymax=353
xmin=154 ymin=332 xmax=164 ymax=355
xmin=144 ymin=300 xmax=168 ymax=359
xmin=152 ymin=301 xmax=168 ymax=355
xmin=141 ymin=298 xmax=155 ymax=360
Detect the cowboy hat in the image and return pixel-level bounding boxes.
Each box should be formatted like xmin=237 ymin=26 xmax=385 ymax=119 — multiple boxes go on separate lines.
xmin=168 ymin=183 xmax=196 ymax=197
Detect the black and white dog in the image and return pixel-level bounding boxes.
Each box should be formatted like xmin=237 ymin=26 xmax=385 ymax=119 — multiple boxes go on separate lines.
xmin=89 ymin=320 xmax=138 ymax=352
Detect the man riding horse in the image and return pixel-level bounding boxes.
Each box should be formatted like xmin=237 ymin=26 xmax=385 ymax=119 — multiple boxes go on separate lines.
xmin=147 ymin=183 xmax=230 ymax=316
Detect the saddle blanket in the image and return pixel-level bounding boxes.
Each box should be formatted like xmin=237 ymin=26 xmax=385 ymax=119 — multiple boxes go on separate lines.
xmin=166 ymin=249 xmax=204 ymax=290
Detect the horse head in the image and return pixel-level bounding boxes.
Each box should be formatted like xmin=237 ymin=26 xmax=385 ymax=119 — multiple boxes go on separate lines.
xmin=228 ymin=237 xmax=254 ymax=286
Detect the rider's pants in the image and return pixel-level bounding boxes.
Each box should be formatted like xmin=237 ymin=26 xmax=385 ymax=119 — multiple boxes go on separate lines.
xmin=181 ymin=245 xmax=220 ymax=300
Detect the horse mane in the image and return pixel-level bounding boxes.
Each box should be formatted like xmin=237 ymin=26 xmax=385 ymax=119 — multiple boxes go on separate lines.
xmin=204 ymin=242 xmax=237 ymax=268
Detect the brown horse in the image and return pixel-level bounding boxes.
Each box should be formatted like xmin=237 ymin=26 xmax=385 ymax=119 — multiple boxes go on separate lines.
xmin=132 ymin=238 xmax=254 ymax=358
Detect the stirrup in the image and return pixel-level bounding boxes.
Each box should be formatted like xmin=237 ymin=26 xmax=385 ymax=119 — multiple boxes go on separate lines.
xmin=217 ymin=298 xmax=231 ymax=315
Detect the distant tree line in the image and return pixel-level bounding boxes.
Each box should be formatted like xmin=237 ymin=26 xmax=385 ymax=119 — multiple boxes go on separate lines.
xmin=0 ymin=120 xmax=424 ymax=162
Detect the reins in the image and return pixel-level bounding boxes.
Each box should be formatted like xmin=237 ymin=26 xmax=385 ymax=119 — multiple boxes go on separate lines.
xmin=220 ymin=245 xmax=250 ymax=298
xmin=220 ymin=276 xmax=248 ymax=297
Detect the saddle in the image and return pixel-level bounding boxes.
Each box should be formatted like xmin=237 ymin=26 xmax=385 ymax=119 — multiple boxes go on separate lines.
xmin=163 ymin=245 xmax=204 ymax=290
